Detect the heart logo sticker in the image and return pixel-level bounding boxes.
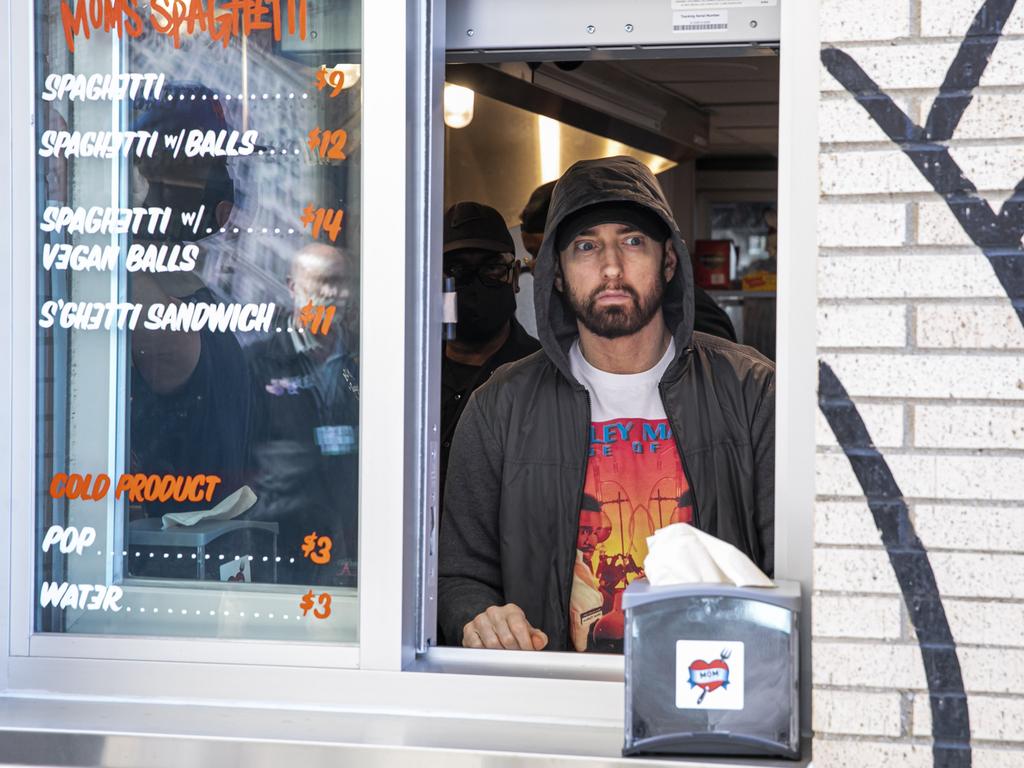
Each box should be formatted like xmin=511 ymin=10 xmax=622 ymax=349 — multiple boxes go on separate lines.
xmin=687 ymin=648 xmax=732 ymax=705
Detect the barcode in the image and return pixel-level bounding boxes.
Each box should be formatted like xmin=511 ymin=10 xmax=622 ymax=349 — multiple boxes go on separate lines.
xmin=673 ymin=23 xmax=728 ymax=31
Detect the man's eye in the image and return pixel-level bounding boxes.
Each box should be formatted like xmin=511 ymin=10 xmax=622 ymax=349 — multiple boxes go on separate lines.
xmin=574 ymin=241 xmax=596 ymax=252
xmin=624 ymin=235 xmax=644 ymax=246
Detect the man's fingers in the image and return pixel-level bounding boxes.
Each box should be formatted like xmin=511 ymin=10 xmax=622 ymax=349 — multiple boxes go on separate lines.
xmin=465 ymin=605 xmax=543 ymax=651
xmin=494 ymin=621 xmax=522 ymax=650
xmin=463 ymin=627 xmax=484 ymax=649
xmin=507 ymin=614 xmax=536 ymax=651
xmin=473 ymin=617 xmax=503 ymax=649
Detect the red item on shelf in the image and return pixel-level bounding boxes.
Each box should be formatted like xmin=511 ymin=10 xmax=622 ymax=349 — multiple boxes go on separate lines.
xmin=691 ymin=240 xmax=736 ymax=290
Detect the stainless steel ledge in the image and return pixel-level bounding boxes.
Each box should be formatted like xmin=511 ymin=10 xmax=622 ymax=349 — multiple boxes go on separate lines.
xmin=0 ymin=697 xmax=810 ymax=768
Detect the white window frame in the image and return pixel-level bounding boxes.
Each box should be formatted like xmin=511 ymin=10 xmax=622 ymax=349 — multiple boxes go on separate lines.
xmin=0 ymin=0 xmax=818 ymax=734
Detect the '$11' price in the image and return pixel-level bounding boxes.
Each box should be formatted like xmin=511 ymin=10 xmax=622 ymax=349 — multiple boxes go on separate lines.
xmin=299 ymin=590 xmax=332 ymax=619
xmin=300 ymin=204 xmax=344 ymax=243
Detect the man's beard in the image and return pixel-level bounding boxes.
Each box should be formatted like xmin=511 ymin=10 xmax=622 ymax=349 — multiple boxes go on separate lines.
xmin=564 ymin=272 xmax=666 ymax=339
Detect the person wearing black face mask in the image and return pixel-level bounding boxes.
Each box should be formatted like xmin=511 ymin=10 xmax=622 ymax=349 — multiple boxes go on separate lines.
xmin=440 ymin=202 xmax=541 ymax=496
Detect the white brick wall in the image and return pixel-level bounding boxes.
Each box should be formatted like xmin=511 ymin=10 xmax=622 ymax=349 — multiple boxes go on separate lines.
xmin=813 ymin=740 xmax=933 ymax=768
xmin=812 ymin=594 xmax=903 ymax=639
xmin=915 ymin=696 xmax=1024 ymax=742
xmin=814 ymin=548 xmax=902 ymax=594
xmin=819 ymin=0 xmax=911 ymax=43
xmin=818 ymin=203 xmax=907 ymax=247
xmin=920 ymin=3 xmax=1024 ymax=38
xmin=812 ymin=689 xmax=903 ymax=736
xmin=916 ymin=305 xmax=1024 ymax=349
xmin=816 ymin=1 xmax=1024 ymax=764
xmin=819 ymin=96 xmax=911 ymax=143
xmin=914 ymin=405 xmax=1024 ymax=448
xmin=916 ymin=202 xmax=976 ymax=246
xmin=818 ymin=353 xmax=1024 ymax=400
xmin=814 ymin=500 xmax=887 ymax=545
xmin=818 ymin=254 xmax=1009 ymax=300
xmin=818 ymin=303 xmax=908 ymax=348
xmin=820 ymin=40 xmax=1024 ymax=92
xmin=914 ymin=504 xmax=1024 ymax=550
xmin=943 ymin=600 xmax=1024 ymax=647
xmin=813 ymin=642 xmax=927 ymax=689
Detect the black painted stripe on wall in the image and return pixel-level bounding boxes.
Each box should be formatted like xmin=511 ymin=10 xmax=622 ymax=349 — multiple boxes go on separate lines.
xmin=818 ymin=362 xmax=971 ymax=768
xmin=816 ymin=2 xmax=1024 ymax=765
xmin=822 ymin=0 xmax=1024 ymax=328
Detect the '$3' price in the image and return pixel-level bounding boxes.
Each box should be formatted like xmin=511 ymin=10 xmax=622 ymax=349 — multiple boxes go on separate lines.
xmin=300 ymin=205 xmax=344 ymax=242
xmin=301 ymin=532 xmax=332 ymax=564
xmin=299 ymin=590 xmax=332 ymax=619
xmin=307 ymin=127 xmax=347 ymax=160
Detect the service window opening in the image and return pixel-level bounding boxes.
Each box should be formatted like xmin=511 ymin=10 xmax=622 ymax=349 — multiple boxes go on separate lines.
xmin=435 ymin=51 xmax=780 ymax=656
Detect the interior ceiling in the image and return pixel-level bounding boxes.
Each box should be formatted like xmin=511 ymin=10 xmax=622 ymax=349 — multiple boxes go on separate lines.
xmin=607 ymin=56 xmax=780 ymax=156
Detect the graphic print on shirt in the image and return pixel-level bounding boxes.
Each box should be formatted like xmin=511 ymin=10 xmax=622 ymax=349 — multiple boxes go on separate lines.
xmin=570 ymin=417 xmax=692 ymax=653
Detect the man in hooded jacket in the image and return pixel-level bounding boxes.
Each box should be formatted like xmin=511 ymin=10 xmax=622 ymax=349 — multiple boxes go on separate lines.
xmin=438 ymin=156 xmax=775 ymax=653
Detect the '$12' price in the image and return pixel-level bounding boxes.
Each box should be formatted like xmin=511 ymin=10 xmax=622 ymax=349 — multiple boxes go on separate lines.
xmin=300 ymin=205 xmax=344 ymax=243
xmin=307 ymin=127 xmax=347 ymax=160
xmin=299 ymin=590 xmax=332 ymax=619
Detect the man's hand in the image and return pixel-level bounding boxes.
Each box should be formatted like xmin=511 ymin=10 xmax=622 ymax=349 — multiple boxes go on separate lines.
xmin=462 ymin=604 xmax=548 ymax=651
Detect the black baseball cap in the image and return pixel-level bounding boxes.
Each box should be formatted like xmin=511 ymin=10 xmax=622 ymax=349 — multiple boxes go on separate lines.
xmin=520 ymin=181 xmax=556 ymax=234
xmin=555 ymin=201 xmax=669 ymax=253
xmin=443 ymin=201 xmax=515 ymax=254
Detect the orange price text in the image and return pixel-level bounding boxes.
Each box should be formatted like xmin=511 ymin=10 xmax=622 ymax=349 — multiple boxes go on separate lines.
xmin=301 ymin=532 xmax=333 ymax=564
xmin=306 ymin=127 xmax=347 ymax=160
xmin=297 ymin=301 xmax=335 ymax=337
xmin=299 ymin=205 xmax=343 ymax=242
xmin=299 ymin=590 xmax=331 ymax=619
xmin=314 ymin=66 xmax=345 ymax=97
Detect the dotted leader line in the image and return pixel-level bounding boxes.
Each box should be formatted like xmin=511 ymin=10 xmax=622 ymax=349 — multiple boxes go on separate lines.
xmin=202 ymin=225 xmax=301 ymax=235
xmin=166 ymin=92 xmax=311 ymax=102
xmin=123 ymin=606 xmax=306 ymax=621
xmin=92 ymin=551 xmax=300 ymax=564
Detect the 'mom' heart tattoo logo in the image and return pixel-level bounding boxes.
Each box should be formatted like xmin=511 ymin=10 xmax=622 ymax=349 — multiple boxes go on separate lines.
xmin=687 ymin=648 xmax=732 ymax=705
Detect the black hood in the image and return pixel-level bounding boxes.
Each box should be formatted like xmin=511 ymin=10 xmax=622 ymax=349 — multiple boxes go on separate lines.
xmin=532 ymin=156 xmax=695 ymax=385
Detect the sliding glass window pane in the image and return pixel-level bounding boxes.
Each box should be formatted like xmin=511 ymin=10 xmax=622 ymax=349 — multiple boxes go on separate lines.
xmin=34 ymin=0 xmax=362 ymax=642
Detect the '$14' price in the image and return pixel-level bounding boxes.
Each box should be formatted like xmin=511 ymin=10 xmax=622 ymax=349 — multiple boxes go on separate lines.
xmin=299 ymin=590 xmax=332 ymax=619
xmin=300 ymin=205 xmax=344 ymax=243
xmin=307 ymin=127 xmax=347 ymax=160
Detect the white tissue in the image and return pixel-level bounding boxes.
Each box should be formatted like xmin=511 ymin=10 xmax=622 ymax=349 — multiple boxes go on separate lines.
xmin=644 ymin=523 xmax=774 ymax=588
xmin=161 ymin=485 xmax=257 ymax=529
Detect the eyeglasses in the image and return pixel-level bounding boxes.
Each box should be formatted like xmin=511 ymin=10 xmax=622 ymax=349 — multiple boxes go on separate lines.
xmin=443 ymin=260 xmax=515 ymax=287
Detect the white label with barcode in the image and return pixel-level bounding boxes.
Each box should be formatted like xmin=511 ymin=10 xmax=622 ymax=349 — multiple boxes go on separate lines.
xmin=673 ymin=10 xmax=728 ymax=33
xmin=672 ymin=0 xmax=775 ymax=9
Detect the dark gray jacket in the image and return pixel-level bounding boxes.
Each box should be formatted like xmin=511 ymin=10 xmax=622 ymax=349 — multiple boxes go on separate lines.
xmin=438 ymin=156 xmax=775 ymax=650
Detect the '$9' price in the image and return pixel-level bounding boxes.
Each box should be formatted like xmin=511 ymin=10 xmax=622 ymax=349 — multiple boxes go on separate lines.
xmin=300 ymin=205 xmax=344 ymax=243
xmin=300 ymin=590 xmax=332 ymax=619
xmin=315 ymin=66 xmax=346 ymax=97
xmin=307 ymin=127 xmax=347 ymax=160
xmin=301 ymin=532 xmax=333 ymax=564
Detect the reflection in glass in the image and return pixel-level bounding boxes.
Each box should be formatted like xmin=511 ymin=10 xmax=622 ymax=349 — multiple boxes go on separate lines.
xmin=34 ymin=0 xmax=362 ymax=642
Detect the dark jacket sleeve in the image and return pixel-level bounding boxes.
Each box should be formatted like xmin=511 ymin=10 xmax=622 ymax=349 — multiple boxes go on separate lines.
xmin=751 ymin=369 xmax=775 ymax=576
xmin=437 ymin=391 xmax=506 ymax=645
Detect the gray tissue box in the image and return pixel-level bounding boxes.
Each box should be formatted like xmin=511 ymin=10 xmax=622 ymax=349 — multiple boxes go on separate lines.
xmin=622 ymin=579 xmax=801 ymax=760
